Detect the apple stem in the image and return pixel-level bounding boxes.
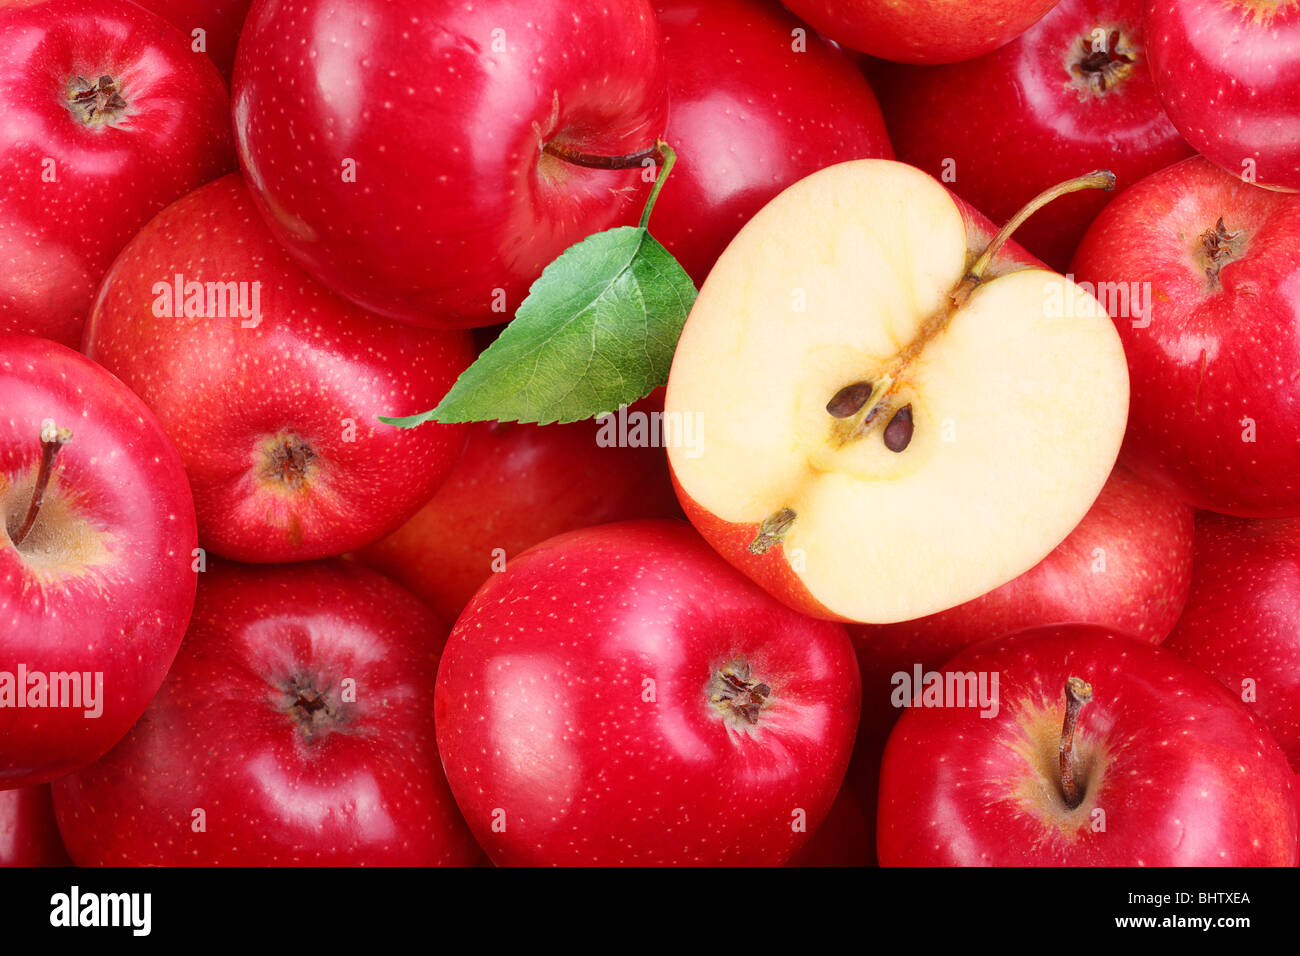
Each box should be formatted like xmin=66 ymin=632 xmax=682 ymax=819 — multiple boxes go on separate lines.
xmin=1059 ymin=676 xmax=1093 ymax=809
xmin=11 ymin=420 xmax=73 ymax=548
xmin=952 ymin=170 xmax=1116 ymax=308
xmin=637 ymin=141 xmax=676 ymax=231
xmin=542 ymin=140 xmax=663 ymax=171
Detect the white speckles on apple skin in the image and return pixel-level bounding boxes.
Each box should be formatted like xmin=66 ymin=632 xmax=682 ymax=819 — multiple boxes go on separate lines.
xmin=83 ymin=175 xmax=474 ymax=563
xmin=435 ymin=519 xmax=860 ymax=866
xmin=51 ymin=559 xmax=481 ymax=866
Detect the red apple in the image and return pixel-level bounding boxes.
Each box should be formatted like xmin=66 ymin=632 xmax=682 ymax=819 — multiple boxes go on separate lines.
xmin=1071 ymin=156 xmax=1300 ymax=517
xmin=0 ymin=786 xmax=71 ymax=867
xmin=52 ymin=559 xmax=482 ymax=866
xmin=82 ymin=175 xmax=474 ymax=563
xmin=1146 ymin=0 xmax=1300 ymax=191
xmin=875 ymin=0 xmax=1192 ymax=270
xmin=0 ymin=0 xmax=234 ymax=348
xmin=852 ymin=464 xmax=1194 ymax=678
xmin=650 ymin=0 xmax=892 ymax=285
xmin=231 ymin=0 xmax=668 ymax=327
xmin=878 ymin=625 xmax=1299 ymax=865
xmin=355 ymin=408 xmax=682 ymax=625
xmin=787 ymin=780 xmax=874 ymax=866
xmin=1164 ymin=514 xmax=1300 ymax=771
xmin=779 ymin=0 xmax=1062 ymax=64
xmin=1 ymin=334 xmax=197 ymax=788
xmin=435 ymin=520 xmax=861 ymax=865
xmin=129 ymin=0 xmax=254 ymax=83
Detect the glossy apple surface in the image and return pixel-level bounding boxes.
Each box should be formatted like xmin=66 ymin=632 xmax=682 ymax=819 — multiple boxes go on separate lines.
xmin=668 ymin=159 xmax=1129 ymax=624
xmin=650 ymin=0 xmax=892 ymax=285
xmin=356 ymin=410 xmax=681 ymax=625
xmin=232 ymin=0 xmax=668 ymax=326
xmin=53 ymin=559 xmax=481 ymax=866
xmin=130 ymin=0 xmax=254 ymax=83
xmin=435 ymin=520 xmax=861 ymax=865
xmin=780 ymin=0 xmax=1061 ymax=63
xmin=0 ymin=786 xmax=70 ymax=866
xmin=83 ymin=175 xmax=474 ymax=562
xmin=1164 ymin=514 xmax=1300 ymax=771
xmin=1146 ymin=0 xmax=1300 ymax=191
xmin=1 ymin=335 xmax=197 ymax=788
xmin=0 ymin=0 xmax=233 ymax=348
xmin=1071 ymin=156 xmax=1300 ymax=516
xmin=876 ymin=0 xmax=1192 ymax=270
xmin=878 ymin=626 xmax=1299 ymax=865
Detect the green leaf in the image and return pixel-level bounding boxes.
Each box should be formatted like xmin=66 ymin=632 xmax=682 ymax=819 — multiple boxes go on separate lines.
xmin=383 ymin=225 xmax=696 ymax=426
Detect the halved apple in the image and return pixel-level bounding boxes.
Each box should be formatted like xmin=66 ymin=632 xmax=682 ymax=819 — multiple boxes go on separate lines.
xmin=666 ymin=159 xmax=1129 ymax=625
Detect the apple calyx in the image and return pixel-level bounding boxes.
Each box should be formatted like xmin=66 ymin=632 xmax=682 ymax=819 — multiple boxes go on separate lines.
xmin=1071 ymin=30 xmax=1136 ymax=95
xmin=1197 ymin=217 xmax=1244 ymax=289
xmin=708 ymin=658 xmax=772 ymax=727
xmin=66 ymin=74 xmax=129 ymax=126
xmin=283 ymin=675 xmax=345 ymax=738
xmin=1058 ymin=676 xmax=1093 ymax=809
xmin=262 ymin=433 xmax=316 ymax=490
xmin=9 ymin=419 xmax=73 ymax=549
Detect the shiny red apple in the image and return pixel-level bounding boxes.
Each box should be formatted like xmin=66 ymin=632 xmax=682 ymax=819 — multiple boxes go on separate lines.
xmin=231 ymin=0 xmax=668 ymax=327
xmin=1 ymin=334 xmax=197 ymax=788
xmin=1146 ymin=0 xmax=1300 ymax=191
xmin=875 ymin=0 xmax=1192 ymax=269
xmin=83 ymin=175 xmax=474 ymax=562
xmin=1071 ymin=156 xmax=1300 ymax=517
xmin=355 ymin=408 xmax=681 ymax=625
xmin=129 ymin=0 xmax=254 ymax=83
xmin=0 ymin=0 xmax=233 ymax=348
xmin=52 ymin=559 xmax=482 ymax=866
xmin=650 ymin=0 xmax=892 ymax=285
xmin=780 ymin=0 xmax=1061 ymax=64
xmin=878 ymin=625 xmax=1299 ymax=865
xmin=0 ymin=786 xmax=71 ymax=867
xmin=1164 ymin=514 xmax=1300 ymax=771
xmin=435 ymin=520 xmax=861 ymax=865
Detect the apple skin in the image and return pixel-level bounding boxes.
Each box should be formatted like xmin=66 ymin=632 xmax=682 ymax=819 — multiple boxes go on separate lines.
xmin=0 ymin=786 xmax=71 ymax=867
xmin=0 ymin=0 xmax=234 ymax=348
xmin=355 ymin=403 xmax=682 ymax=625
xmin=878 ymin=625 xmax=1299 ymax=866
xmin=787 ymin=780 xmax=874 ymax=866
xmin=1 ymin=335 xmax=197 ymax=789
xmin=1164 ymin=514 xmax=1300 ymax=772
xmin=435 ymin=520 xmax=861 ymax=866
xmin=83 ymin=175 xmax=474 ymax=563
xmin=649 ymin=0 xmax=893 ymax=285
xmin=874 ymin=0 xmax=1193 ymax=271
xmin=672 ymin=189 xmax=1044 ymax=624
xmin=52 ymin=559 xmax=482 ymax=866
xmin=1146 ymin=0 xmax=1300 ymax=191
xmin=129 ymin=0 xmax=254 ymax=83
xmin=1070 ymin=156 xmax=1300 ymax=517
xmin=779 ymin=0 xmax=1062 ymax=64
xmin=232 ymin=0 xmax=668 ymax=327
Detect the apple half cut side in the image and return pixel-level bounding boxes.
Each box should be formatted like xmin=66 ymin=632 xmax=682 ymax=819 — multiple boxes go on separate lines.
xmin=666 ymin=159 xmax=1130 ymax=625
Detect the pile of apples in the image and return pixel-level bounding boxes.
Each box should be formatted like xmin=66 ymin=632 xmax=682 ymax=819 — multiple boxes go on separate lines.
xmin=2 ymin=0 xmax=1298 ymax=868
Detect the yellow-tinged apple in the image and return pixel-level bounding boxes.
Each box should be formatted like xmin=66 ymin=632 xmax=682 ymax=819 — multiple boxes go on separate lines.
xmin=665 ymin=159 xmax=1130 ymax=625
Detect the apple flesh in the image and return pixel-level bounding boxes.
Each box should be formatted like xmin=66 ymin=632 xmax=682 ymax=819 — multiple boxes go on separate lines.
xmin=435 ymin=520 xmax=861 ymax=866
xmin=1071 ymin=155 xmax=1300 ymax=517
xmin=0 ymin=786 xmax=71 ymax=866
xmin=874 ymin=0 xmax=1193 ymax=270
xmin=52 ymin=559 xmax=481 ymax=866
xmin=1 ymin=335 xmax=197 ymax=788
xmin=83 ymin=175 xmax=475 ymax=563
xmin=779 ymin=0 xmax=1062 ymax=64
xmin=355 ymin=404 xmax=682 ymax=625
xmin=650 ymin=0 xmax=893 ymax=285
xmin=232 ymin=0 xmax=668 ymax=327
xmin=0 ymin=0 xmax=234 ymax=348
xmin=667 ymin=159 xmax=1130 ymax=624
xmin=1146 ymin=0 xmax=1300 ymax=191
xmin=1164 ymin=514 xmax=1300 ymax=771
xmin=878 ymin=625 xmax=1299 ymax=865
